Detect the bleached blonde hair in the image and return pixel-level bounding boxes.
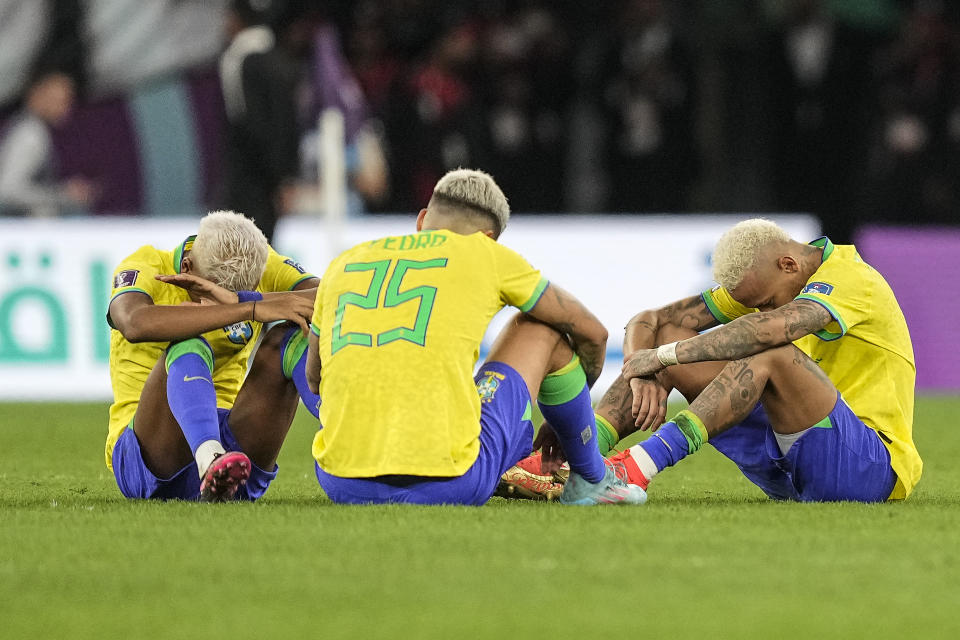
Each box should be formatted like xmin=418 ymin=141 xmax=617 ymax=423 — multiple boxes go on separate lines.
xmin=712 ymin=218 xmax=792 ymax=290
xmin=431 ymin=168 xmax=510 ymax=236
xmin=190 ymin=210 xmax=268 ymax=291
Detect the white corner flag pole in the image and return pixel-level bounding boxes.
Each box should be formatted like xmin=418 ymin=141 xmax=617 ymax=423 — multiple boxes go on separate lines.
xmin=319 ymin=107 xmax=348 ymax=262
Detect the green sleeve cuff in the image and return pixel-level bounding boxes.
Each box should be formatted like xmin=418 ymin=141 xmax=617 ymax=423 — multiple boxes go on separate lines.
xmin=518 ymin=278 xmax=549 ymax=312
xmin=795 ymin=294 xmax=847 ymax=340
xmin=700 ymin=289 xmax=733 ymax=324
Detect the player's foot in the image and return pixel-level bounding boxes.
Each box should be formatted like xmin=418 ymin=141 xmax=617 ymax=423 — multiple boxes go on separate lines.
xmin=496 ymin=462 xmax=564 ymax=501
xmin=199 ymin=451 xmax=251 ymax=502
xmin=495 ymin=451 xmax=568 ymax=501
xmin=559 ymin=464 xmax=647 ymax=506
xmin=604 ymin=449 xmax=651 ymax=490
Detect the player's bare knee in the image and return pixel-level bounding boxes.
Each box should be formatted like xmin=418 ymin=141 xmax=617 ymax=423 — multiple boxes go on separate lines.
xmin=261 ymin=321 xmax=297 ymax=352
xmin=738 ymin=344 xmax=795 ymax=378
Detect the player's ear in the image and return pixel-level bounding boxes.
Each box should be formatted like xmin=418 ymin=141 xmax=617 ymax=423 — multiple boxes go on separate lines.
xmin=778 ymin=255 xmax=799 ymax=273
xmin=416 ymin=208 xmax=428 ymax=231
xmin=181 ymin=256 xmax=194 ymax=274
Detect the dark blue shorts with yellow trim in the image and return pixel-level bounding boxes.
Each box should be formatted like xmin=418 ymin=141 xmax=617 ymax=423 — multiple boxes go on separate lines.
xmin=112 ymin=408 xmax=278 ymax=501
xmin=315 ymin=361 xmax=535 ymax=505
xmin=709 ymin=392 xmax=896 ymax=502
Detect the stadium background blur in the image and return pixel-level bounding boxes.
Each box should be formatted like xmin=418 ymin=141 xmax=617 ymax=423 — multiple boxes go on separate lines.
xmin=0 ymin=0 xmax=957 ymax=395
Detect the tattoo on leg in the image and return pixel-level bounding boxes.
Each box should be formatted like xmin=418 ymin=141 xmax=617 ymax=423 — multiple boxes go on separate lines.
xmin=792 ymin=347 xmax=833 ymax=387
xmin=689 ymin=358 xmax=763 ymax=435
xmin=692 ymin=377 xmax=726 ymax=427
xmin=729 ymin=360 xmax=758 ymax=416
xmin=597 ymin=376 xmax=634 ymax=434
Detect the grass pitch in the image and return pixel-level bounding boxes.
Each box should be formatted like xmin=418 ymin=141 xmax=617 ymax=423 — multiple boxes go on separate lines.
xmin=2 ymin=398 xmax=959 ymax=639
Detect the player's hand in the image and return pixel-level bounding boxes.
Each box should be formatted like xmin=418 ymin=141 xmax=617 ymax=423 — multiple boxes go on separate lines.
xmin=156 ymin=273 xmax=239 ymax=305
xmin=532 ymin=421 xmax=566 ymax=474
xmin=251 ymin=294 xmax=314 ymax=334
xmin=621 ymin=348 xmax=663 ymax=380
xmin=630 ymin=377 xmax=668 ymax=431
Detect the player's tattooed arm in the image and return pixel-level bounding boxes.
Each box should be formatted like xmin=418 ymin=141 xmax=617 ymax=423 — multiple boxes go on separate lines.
xmin=527 ymin=283 xmax=608 ymax=387
xmin=622 ymin=299 xmax=832 ymax=379
xmin=623 ymin=294 xmax=719 ymax=358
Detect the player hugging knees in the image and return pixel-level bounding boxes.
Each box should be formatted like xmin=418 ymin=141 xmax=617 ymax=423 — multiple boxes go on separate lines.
xmin=504 ymin=218 xmax=921 ymax=503
xmin=105 ymin=210 xmax=322 ymax=502
xmin=304 ymin=168 xmax=646 ymax=506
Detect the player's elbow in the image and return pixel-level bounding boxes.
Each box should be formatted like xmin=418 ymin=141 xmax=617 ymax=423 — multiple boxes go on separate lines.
xmin=584 ymin=319 xmax=608 ymax=351
xmin=118 ymin=324 xmax=150 ymax=343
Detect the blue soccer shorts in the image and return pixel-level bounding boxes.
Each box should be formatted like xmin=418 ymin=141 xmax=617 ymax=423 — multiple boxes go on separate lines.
xmin=708 ymin=392 xmax=897 ymax=502
xmin=315 ymin=361 xmax=535 ymax=505
xmin=112 ymin=408 xmax=278 ymax=501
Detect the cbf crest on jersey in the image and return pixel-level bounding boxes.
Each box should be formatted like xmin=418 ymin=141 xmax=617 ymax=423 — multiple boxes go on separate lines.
xmin=802 ymin=281 xmax=834 ymax=295
xmin=477 ymin=370 xmax=505 ymax=403
xmin=223 ymin=321 xmax=254 ymax=345
xmin=114 ymin=270 xmax=139 ymax=288
xmin=283 ymin=258 xmax=306 ymax=274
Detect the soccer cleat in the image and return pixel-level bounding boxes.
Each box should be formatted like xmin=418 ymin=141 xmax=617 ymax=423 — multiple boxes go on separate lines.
xmin=558 ymin=464 xmax=647 ymax=506
xmin=199 ymin=451 xmax=251 ymax=502
xmin=496 ymin=462 xmax=564 ymax=501
xmin=495 ymin=451 xmax=570 ymax=501
xmin=604 ymin=449 xmax=651 ymax=490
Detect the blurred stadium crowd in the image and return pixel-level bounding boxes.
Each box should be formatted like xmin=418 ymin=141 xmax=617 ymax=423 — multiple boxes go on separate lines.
xmin=1 ymin=0 xmax=959 ymax=242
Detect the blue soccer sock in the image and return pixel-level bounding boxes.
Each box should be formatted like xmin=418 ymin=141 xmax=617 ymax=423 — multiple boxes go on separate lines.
xmin=281 ymin=328 xmax=321 ymax=419
xmin=537 ymin=355 xmax=606 ymax=483
xmin=165 ymin=339 xmax=223 ymax=473
xmin=628 ymin=410 xmax=710 ymax=481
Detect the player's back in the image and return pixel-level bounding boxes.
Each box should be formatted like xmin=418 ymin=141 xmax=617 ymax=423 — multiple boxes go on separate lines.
xmin=312 ymin=229 xmax=546 ymax=478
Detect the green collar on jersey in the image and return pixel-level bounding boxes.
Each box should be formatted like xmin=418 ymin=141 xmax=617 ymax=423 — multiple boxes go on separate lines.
xmin=173 ymin=235 xmax=197 ymax=274
xmin=809 ymin=236 xmax=834 ymax=263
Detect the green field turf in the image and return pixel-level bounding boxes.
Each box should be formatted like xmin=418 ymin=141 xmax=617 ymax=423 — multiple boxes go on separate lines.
xmin=1 ymin=397 xmax=959 ymax=639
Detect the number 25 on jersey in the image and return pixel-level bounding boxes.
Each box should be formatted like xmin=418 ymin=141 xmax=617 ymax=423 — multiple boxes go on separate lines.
xmin=331 ymin=258 xmax=447 ymax=354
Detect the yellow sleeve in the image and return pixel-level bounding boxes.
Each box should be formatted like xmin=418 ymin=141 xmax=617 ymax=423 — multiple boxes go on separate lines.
xmin=493 ymin=243 xmax=548 ymax=311
xmin=259 ymin=247 xmax=317 ymax=293
xmin=794 ymin=261 xmax=867 ymax=340
xmin=110 ymin=246 xmax=164 ymax=303
xmin=701 ymin=286 xmax=757 ymax=324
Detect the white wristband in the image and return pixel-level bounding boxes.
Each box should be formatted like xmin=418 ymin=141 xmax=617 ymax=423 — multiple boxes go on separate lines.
xmin=656 ymin=341 xmax=679 ymax=367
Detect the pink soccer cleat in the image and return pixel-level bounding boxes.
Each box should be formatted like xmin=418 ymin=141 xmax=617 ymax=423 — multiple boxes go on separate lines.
xmin=199 ymin=451 xmax=251 ymax=502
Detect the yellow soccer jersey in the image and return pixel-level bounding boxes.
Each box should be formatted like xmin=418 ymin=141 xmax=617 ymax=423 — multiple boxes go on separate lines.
xmin=702 ymin=237 xmax=920 ymax=499
xmin=310 ymin=230 xmax=548 ymax=478
xmin=105 ymin=236 xmax=315 ymax=468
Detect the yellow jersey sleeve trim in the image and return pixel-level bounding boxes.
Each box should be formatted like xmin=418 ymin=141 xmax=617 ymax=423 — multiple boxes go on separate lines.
xmin=795 ymin=294 xmax=847 ymax=340
xmin=310 ymin=322 xmax=321 ymax=336
xmin=518 ymin=277 xmax=549 ymax=312
xmin=700 ymin=289 xmax=733 ymax=324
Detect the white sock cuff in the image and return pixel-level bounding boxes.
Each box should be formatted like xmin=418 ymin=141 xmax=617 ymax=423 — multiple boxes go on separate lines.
xmin=195 ymin=439 xmax=226 ymax=477
xmin=628 ymin=445 xmax=660 ymax=481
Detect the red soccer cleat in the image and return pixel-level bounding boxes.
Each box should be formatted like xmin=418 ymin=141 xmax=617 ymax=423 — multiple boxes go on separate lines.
xmin=604 ymin=449 xmax=651 ymax=491
xmin=199 ymin=451 xmax=251 ymax=502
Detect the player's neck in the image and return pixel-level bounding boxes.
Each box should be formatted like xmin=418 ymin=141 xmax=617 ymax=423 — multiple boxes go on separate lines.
xmin=800 ymin=244 xmax=824 ymax=279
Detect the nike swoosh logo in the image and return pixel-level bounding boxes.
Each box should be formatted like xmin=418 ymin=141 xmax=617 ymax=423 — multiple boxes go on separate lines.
xmin=183 ymin=375 xmax=212 ymax=384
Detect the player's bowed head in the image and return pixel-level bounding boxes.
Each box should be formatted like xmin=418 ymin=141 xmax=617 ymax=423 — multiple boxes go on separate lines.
xmin=713 ymin=218 xmax=821 ymax=312
xmin=182 ymin=210 xmax=269 ymax=292
xmin=417 ymin=168 xmax=510 ymax=240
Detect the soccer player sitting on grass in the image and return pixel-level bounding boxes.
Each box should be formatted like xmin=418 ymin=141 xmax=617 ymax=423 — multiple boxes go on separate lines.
xmin=304 ymin=168 xmax=646 ymax=505
xmin=505 ymin=218 xmax=921 ymax=502
xmin=106 ymin=210 xmax=321 ymax=502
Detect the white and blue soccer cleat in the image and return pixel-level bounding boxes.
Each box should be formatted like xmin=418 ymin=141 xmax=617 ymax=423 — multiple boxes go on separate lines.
xmin=558 ymin=464 xmax=647 ymax=506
